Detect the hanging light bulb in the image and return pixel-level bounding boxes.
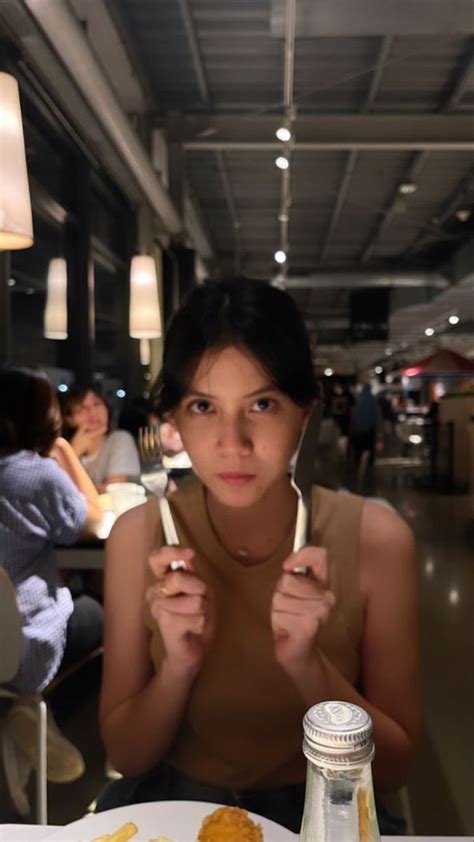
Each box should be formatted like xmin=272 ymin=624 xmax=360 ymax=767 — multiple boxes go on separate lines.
xmin=44 ymin=258 xmax=68 ymax=339
xmin=129 ymin=254 xmax=162 ymax=339
xmin=139 ymin=338 xmax=151 ymax=366
xmin=0 ymin=73 xmax=34 ymax=250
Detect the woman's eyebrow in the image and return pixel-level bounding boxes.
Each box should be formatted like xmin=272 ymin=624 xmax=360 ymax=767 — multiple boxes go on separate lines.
xmin=185 ymin=385 xmax=278 ymax=399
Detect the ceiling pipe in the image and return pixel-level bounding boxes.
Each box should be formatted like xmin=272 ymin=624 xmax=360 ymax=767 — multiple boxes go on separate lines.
xmin=24 ymin=0 xmax=183 ymax=237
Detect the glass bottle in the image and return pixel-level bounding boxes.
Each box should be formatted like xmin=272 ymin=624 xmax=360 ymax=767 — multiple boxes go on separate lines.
xmin=300 ymin=701 xmax=381 ymax=842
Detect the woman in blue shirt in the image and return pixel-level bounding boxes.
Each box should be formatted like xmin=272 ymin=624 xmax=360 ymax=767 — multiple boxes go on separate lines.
xmin=0 ymin=366 xmax=104 ymax=808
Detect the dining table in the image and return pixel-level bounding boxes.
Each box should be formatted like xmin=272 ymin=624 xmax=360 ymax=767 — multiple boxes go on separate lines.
xmin=56 ymin=538 xmax=105 ymax=571
xmin=0 ymin=822 xmax=470 ymax=842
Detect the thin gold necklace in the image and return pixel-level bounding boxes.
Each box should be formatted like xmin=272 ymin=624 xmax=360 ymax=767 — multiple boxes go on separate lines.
xmin=205 ymin=490 xmax=296 ymax=563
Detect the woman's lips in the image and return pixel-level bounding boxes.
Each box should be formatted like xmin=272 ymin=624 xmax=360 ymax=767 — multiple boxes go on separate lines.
xmin=217 ymin=472 xmax=256 ymax=486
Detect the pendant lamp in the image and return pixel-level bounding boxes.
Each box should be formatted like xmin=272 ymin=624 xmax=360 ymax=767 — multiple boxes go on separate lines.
xmin=44 ymin=257 xmax=68 ymax=339
xmin=139 ymin=338 xmax=151 ymax=366
xmin=129 ymin=254 xmax=162 ymax=339
xmin=0 ymin=72 xmax=33 ymax=250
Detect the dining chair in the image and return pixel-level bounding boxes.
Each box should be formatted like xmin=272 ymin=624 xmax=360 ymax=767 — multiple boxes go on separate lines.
xmin=0 ymin=566 xmax=47 ymax=824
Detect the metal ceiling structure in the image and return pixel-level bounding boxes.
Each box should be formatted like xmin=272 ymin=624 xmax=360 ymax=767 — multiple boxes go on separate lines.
xmin=2 ymin=0 xmax=473 ymax=373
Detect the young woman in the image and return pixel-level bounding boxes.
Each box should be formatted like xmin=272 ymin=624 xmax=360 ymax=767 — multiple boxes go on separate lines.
xmin=99 ymin=278 xmax=420 ymax=833
xmin=0 ymin=366 xmax=104 ymax=797
xmin=61 ymin=386 xmax=140 ymax=492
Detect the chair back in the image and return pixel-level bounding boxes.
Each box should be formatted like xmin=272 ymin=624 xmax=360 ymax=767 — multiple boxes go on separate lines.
xmin=0 ymin=566 xmax=23 ymax=684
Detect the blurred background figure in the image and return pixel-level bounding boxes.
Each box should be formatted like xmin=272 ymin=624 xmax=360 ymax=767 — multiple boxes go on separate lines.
xmin=377 ymin=389 xmax=397 ymax=456
xmin=0 ymin=366 xmax=104 ymax=808
xmin=351 ymin=382 xmax=380 ymax=466
xmin=60 ymin=386 xmax=140 ymax=492
xmin=313 ymin=405 xmax=343 ymax=490
xmin=329 ymin=382 xmax=353 ymax=438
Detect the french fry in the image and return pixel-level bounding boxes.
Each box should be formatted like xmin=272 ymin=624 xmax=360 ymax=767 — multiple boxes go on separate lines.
xmin=109 ymin=822 xmax=139 ymax=842
xmin=92 ymin=821 xmax=139 ymax=842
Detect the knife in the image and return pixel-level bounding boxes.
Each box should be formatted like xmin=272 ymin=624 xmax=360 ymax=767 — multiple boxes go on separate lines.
xmin=289 ymin=400 xmax=324 ymax=573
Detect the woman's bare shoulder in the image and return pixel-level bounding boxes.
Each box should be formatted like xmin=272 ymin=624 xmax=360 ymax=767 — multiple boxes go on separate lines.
xmin=107 ymin=498 xmax=160 ymax=559
xmin=359 ymin=498 xmax=417 ymax=585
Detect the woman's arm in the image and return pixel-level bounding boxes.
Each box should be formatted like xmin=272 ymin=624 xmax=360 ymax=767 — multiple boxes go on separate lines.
xmin=50 ymin=436 xmax=103 ymax=525
xmin=99 ymin=503 xmax=201 ymax=777
xmin=282 ymin=502 xmax=421 ymax=793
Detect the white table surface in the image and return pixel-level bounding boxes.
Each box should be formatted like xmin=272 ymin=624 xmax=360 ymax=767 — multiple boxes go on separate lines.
xmin=0 ymin=826 xmax=470 ymax=841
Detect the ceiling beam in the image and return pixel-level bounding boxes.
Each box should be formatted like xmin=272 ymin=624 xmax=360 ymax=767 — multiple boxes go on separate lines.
xmin=166 ymin=114 xmax=474 ymax=151
xmin=320 ymin=36 xmax=393 ymax=261
xmin=283 ymin=272 xmax=449 ymax=289
xmin=440 ymin=36 xmax=474 ymax=110
xmin=404 ymin=166 xmax=474 ymax=259
xmin=271 ymin=0 xmax=474 ymax=37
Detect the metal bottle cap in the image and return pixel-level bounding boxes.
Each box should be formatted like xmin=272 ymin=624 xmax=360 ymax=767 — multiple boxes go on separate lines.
xmin=303 ymin=701 xmax=375 ymax=769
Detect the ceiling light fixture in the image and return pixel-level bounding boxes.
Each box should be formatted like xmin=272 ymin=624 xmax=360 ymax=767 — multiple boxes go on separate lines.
xmin=425 ymin=327 xmax=434 ymax=337
xmin=275 ymin=156 xmax=289 ymax=170
xmin=274 ymin=249 xmax=287 ymax=264
xmin=0 ymin=73 xmax=34 ymax=250
xmin=129 ymin=254 xmax=163 ymax=339
xmin=44 ymin=257 xmax=68 ymax=340
xmin=375 ymin=366 xmax=383 ymax=375
xmin=276 ymin=126 xmax=292 ymax=142
xmin=398 ymin=182 xmax=417 ymax=195
xmin=324 ymin=368 xmax=333 ymax=377
xmin=385 ymin=348 xmax=392 ymax=356
xmin=448 ymin=315 xmax=459 ymax=325
xmin=455 ymin=209 xmax=471 ymax=222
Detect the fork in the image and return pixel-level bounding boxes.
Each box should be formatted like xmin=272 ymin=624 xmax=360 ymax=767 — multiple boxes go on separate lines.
xmin=138 ymin=425 xmax=187 ymax=571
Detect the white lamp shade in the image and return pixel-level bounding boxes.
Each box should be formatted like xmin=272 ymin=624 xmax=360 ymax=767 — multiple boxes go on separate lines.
xmin=129 ymin=255 xmax=162 ymax=339
xmin=0 ymin=73 xmax=33 ymax=250
xmin=139 ymin=338 xmax=151 ymax=366
xmin=44 ymin=258 xmax=68 ymax=339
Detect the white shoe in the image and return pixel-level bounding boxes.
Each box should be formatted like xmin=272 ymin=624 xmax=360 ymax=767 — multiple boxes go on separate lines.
xmin=1 ymin=718 xmax=32 ymax=816
xmin=6 ymin=701 xmax=85 ymax=784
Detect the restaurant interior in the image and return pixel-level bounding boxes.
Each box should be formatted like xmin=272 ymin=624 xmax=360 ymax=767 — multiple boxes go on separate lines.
xmin=0 ymin=0 xmax=473 ymax=838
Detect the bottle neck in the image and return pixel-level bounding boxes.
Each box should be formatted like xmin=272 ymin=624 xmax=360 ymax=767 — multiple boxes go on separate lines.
xmin=300 ymin=759 xmax=381 ymax=842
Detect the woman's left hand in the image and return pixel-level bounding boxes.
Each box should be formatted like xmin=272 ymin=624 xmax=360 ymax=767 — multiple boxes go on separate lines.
xmin=271 ymin=546 xmax=336 ymax=677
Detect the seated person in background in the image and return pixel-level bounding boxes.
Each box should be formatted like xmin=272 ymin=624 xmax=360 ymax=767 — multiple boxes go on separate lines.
xmin=61 ymin=386 xmax=140 ymax=492
xmin=98 ymin=278 xmax=420 ymax=835
xmin=0 ymin=366 xmax=104 ymax=799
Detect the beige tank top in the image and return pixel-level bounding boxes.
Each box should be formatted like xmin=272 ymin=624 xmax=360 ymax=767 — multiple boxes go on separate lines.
xmin=144 ymin=480 xmax=365 ymax=790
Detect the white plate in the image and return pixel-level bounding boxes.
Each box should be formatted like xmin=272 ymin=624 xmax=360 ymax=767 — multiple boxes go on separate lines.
xmin=43 ymin=800 xmax=297 ymax=841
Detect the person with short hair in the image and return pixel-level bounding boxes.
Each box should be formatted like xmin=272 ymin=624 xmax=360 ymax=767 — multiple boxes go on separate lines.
xmin=0 ymin=366 xmax=104 ymax=802
xmin=61 ymin=386 xmax=140 ymax=492
xmin=99 ymin=278 xmax=420 ymax=834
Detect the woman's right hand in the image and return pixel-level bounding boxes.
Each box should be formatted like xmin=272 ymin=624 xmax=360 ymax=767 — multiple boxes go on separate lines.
xmin=147 ymin=547 xmax=214 ymax=678
xmin=71 ymin=424 xmax=107 ymax=457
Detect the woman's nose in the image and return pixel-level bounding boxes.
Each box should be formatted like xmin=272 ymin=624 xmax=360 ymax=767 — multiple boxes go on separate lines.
xmin=217 ymin=415 xmax=252 ymax=453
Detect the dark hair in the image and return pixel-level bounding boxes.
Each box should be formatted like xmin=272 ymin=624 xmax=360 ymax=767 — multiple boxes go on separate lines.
xmin=152 ymin=277 xmax=317 ymax=415
xmin=0 ymin=366 xmax=62 ymax=456
xmin=60 ymin=385 xmax=111 ymax=440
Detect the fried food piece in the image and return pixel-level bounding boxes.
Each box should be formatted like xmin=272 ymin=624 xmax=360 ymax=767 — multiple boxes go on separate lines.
xmin=92 ymin=821 xmax=138 ymax=842
xmin=197 ymin=806 xmax=263 ymax=842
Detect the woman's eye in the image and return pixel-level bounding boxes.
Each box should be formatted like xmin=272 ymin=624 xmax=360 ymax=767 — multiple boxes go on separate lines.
xmin=251 ymin=397 xmax=274 ymax=412
xmin=189 ymin=399 xmax=213 ymax=414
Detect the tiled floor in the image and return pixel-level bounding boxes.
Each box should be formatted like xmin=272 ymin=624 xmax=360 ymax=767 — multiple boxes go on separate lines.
xmin=1 ymin=475 xmax=473 ymax=834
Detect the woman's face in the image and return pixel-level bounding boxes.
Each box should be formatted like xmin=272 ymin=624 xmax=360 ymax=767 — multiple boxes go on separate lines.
xmin=169 ymin=345 xmax=308 ymax=509
xmin=69 ymin=391 xmax=108 ymax=434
